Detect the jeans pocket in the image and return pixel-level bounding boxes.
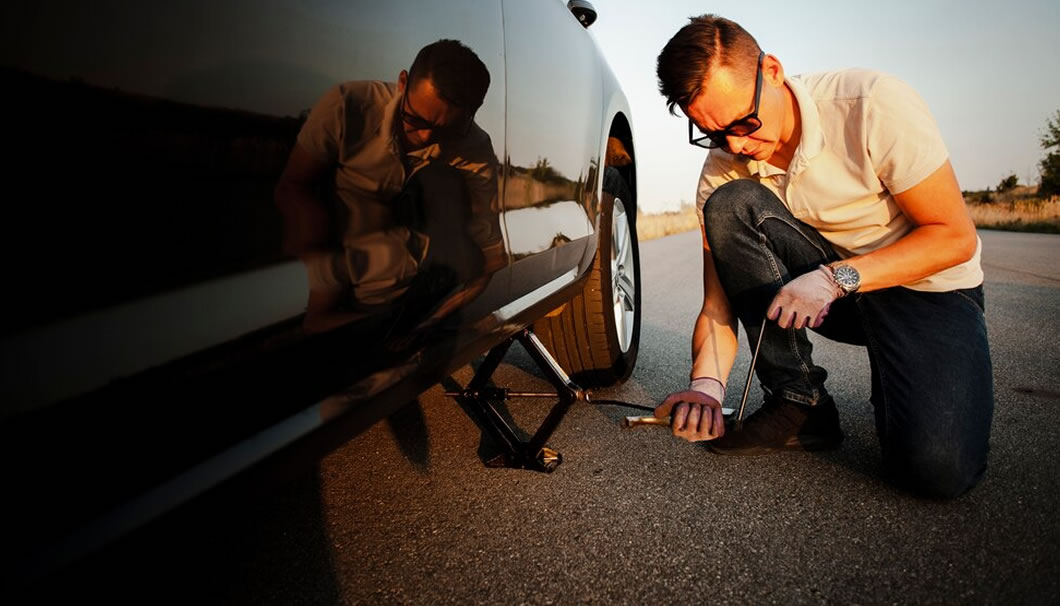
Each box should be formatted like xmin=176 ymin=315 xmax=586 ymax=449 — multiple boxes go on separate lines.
xmin=954 ymin=286 xmax=985 ymax=314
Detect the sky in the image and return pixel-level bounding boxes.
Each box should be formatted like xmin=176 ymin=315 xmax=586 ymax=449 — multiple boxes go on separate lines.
xmin=587 ymin=0 xmax=1060 ymax=213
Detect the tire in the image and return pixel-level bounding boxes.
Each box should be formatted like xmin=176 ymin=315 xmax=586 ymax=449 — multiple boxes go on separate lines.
xmin=533 ymin=167 xmax=641 ymax=387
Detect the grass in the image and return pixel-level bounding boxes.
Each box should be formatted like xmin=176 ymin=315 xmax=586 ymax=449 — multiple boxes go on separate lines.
xmin=967 ymin=196 xmax=1060 ymax=233
xmin=635 ymin=196 xmax=1060 ymax=242
xmin=635 ymin=206 xmax=699 ymax=242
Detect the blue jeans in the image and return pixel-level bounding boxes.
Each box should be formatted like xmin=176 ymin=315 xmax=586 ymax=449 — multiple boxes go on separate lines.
xmin=703 ymin=180 xmax=994 ymax=498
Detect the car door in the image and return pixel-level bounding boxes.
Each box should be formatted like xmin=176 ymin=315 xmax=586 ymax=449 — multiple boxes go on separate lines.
xmin=0 ymin=0 xmax=508 ymax=576
xmin=499 ymin=0 xmax=605 ymax=318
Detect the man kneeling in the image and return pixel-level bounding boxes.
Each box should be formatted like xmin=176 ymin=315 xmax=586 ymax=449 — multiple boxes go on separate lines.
xmin=653 ymin=15 xmax=992 ymax=499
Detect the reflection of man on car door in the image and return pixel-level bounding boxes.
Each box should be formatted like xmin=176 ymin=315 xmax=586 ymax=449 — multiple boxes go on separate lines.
xmin=275 ymin=39 xmax=505 ymax=335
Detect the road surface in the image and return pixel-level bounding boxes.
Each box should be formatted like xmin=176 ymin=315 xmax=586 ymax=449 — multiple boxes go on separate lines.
xmin=39 ymin=229 xmax=1060 ymax=605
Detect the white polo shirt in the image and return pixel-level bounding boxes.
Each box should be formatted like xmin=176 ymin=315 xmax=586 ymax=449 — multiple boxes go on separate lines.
xmin=295 ymin=81 xmax=503 ymax=303
xmin=696 ymin=69 xmax=983 ymax=292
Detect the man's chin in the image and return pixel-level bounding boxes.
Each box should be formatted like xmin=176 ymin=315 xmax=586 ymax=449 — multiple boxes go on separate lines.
xmin=735 ymin=149 xmax=769 ymax=161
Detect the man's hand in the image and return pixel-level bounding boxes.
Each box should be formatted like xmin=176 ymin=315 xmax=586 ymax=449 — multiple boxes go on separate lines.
xmin=767 ymin=265 xmax=842 ymax=330
xmin=654 ymin=390 xmax=725 ymax=442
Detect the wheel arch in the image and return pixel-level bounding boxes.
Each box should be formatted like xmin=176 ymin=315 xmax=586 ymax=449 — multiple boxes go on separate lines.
xmin=605 ymin=111 xmax=637 ymax=215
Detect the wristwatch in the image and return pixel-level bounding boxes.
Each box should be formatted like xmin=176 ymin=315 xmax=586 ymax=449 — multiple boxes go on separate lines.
xmin=828 ymin=262 xmax=861 ymax=296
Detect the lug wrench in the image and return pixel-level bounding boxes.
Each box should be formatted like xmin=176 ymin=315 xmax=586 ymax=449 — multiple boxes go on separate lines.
xmin=623 ymin=316 xmax=767 ymax=429
xmin=623 ymin=409 xmax=734 ymax=427
xmin=733 ymin=316 xmax=767 ymax=429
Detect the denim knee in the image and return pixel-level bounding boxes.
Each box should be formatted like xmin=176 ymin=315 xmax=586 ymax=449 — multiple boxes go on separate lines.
xmin=885 ymin=445 xmax=987 ymax=500
xmin=702 ymin=179 xmax=774 ymax=237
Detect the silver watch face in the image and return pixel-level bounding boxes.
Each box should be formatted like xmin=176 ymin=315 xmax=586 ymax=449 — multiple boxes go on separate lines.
xmin=833 ymin=264 xmax=861 ymax=292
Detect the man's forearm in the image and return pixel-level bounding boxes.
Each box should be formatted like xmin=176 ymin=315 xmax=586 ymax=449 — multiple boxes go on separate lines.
xmin=690 ymin=236 xmax=740 ymax=392
xmin=275 ymin=180 xmax=331 ymax=256
xmin=846 ymin=160 xmax=977 ymax=292
xmin=845 ymin=222 xmax=976 ymax=293
xmin=689 ymin=306 xmax=739 ymax=388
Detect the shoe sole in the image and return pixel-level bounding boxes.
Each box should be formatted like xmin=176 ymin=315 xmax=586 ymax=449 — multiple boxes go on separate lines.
xmin=708 ymin=434 xmax=844 ymax=457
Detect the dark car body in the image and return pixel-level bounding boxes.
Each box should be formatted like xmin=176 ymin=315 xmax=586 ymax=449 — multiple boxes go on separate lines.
xmin=0 ymin=0 xmax=639 ymax=580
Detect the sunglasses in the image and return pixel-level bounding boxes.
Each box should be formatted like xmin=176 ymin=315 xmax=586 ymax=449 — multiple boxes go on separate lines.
xmin=688 ymin=52 xmax=765 ymax=149
xmin=400 ymin=87 xmax=471 ymax=143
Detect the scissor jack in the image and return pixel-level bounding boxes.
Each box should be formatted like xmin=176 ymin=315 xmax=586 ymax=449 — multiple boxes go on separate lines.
xmin=445 ymin=328 xmax=586 ymax=473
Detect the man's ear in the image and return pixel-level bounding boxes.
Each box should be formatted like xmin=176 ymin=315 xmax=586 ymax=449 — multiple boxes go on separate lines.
xmin=398 ymin=69 xmax=408 ymax=93
xmin=763 ymin=54 xmax=785 ymax=86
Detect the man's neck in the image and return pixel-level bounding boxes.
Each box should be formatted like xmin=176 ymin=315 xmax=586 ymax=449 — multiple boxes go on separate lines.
xmin=766 ymin=82 xmax=801 ymax=172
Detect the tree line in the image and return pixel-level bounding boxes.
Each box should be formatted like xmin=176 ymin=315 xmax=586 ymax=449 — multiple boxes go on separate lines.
xmin=989 ymin=110 xmax=1060 ymax=199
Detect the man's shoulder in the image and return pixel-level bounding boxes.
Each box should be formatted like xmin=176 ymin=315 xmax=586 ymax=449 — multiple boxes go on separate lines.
xmin=698 ymin=149 xmax=751 ymax=190
xmin=793 ymin=69 xmax=908 ymax=103
xmin=444 ymin=121 xmax=498 ymax=171
xmin=321 ymin=80 xmax=398 ymax=135
xmin=329 ymin=80 xmax=398 ymax=105
xmin=298 ymin=80 xmax=398 ymax=158
xmin=463 ymin=122 xmax=496 ymax=156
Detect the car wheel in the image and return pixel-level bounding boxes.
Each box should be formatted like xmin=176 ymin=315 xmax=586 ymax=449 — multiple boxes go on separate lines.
xmin=534 ymin=167 xmax=641 ymax=387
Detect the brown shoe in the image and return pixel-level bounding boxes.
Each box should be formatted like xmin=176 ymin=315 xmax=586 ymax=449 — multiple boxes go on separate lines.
xmin=708 ymin=395 xmax=843 ymax=456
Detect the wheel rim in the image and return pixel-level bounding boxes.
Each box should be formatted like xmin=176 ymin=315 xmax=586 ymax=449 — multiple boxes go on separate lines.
xmin=610 ymin=198 xmax=636 ymax=353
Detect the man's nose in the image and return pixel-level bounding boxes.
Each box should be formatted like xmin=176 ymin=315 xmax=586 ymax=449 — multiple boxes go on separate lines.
xmin=726 ymin=135 xmax=748 ymax=154
xmin=409 ymin=127 xmax=431 ymax=146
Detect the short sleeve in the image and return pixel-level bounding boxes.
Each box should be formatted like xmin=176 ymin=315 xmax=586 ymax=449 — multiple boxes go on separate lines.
xmin=296 ymin=85 xmax=346 ymax=165
xmin=866 ymin=75 xmax=949 ymax=195
xmin=696 ymin=151 xmax=741 ymax=228
xmin=455 ymin=128 xmax=503 ymax=252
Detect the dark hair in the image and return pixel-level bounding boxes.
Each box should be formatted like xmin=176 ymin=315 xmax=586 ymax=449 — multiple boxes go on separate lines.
xmin=408 ymin=39 xmax=491 ymax=112
xmin=656 ymin=15 xmax=762 ymax=116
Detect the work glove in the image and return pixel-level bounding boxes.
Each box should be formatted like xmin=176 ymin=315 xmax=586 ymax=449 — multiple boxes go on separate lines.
xmin=767 ymin=265 xmax=844 ymax=330
xmin=654 ymin=383 xmax=725 ymax=442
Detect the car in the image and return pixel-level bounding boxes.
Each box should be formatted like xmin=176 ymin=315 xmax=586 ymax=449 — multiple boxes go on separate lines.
xmin=0 ymin=0 xmax=640 ymax=582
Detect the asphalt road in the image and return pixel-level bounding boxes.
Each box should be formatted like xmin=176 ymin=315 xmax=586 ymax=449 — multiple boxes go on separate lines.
xmin=40 ymin=229 xmax=1060 ymax=604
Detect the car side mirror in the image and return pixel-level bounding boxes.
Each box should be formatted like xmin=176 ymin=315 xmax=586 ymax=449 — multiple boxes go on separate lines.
xmin=567 ymin=0 xmax=597 ymax=28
